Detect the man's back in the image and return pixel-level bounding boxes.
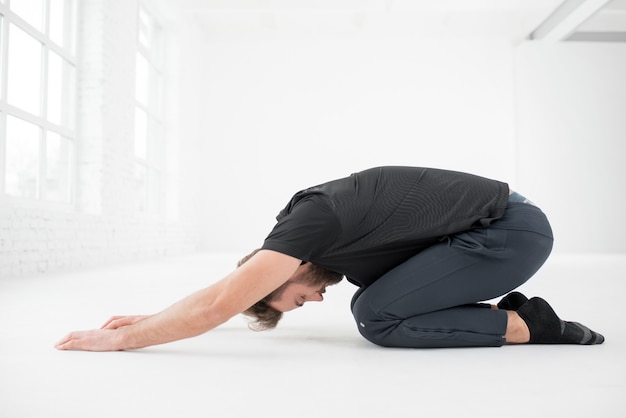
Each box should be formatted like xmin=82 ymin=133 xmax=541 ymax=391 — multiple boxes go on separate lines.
xmin=263 ymin=166 xmax=509 ymax=286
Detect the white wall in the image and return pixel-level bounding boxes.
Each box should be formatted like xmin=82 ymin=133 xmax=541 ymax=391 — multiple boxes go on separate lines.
xmin=514 ymin=42 xmax=626 ymax=254
xmin=178 ymin=25 xmax=626 ymax=255
xmin=179 ymin=35 xmax=518 ymax=253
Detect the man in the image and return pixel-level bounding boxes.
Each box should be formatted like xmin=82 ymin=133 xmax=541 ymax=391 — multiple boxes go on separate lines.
xmin=56 ymin=166 xmax=603 ymax=351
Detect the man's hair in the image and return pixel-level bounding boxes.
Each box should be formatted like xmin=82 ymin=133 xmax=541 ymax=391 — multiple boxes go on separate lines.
xmin=237 ymin=249 xmax=343 ymax=331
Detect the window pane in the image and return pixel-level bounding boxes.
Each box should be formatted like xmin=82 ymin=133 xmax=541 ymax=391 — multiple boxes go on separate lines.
xmin=152 ymin=70 xmax=163 ymax=116
xmin=138 ymin=7 xmax=153 ymax=50
xmin=5 ymin=115 xmax=40 ymax=198
xmin=134 ymin=164 xmax=147 ymax=212
xmin=49 ymin=0 xmax=76 ymax=51
xmin=148 ymin=119 xmax=164 ymax=164
xmin=47 ymin=51 xmax=62 ymax=124
xmin=48 ymin=0 xmax=64 ymax=46
xmin=8 ymin=24 xmax=42 ymax=116
xmin=47 ymin=51 xmax=75 ymax=128
xmin=134 ymin=108 xmax=148 ymax=159
xmin=10 ymin=0 xmax=44 ymax=31
xmin=136 ymin=53 xmax=149 ymax=106
xmin=45 ymin=132 xmax=73 ymax=202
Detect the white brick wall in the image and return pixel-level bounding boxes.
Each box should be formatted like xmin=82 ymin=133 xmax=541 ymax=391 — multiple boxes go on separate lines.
xmin=0 ymin=0 xmax=198 ymax=279
xmin=0 ymin=206 xmax=195 ymax=278
xmin=77 ymin=0 xmax=137 ymax=218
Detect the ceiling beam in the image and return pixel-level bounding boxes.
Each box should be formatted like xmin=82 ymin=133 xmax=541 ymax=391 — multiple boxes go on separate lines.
xmin=529 ymin=0 xmax=611 ymax=41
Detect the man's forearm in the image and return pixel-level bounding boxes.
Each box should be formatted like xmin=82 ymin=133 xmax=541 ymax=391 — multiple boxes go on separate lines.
xmin=116 ymin=286 xmax=231 ymax=350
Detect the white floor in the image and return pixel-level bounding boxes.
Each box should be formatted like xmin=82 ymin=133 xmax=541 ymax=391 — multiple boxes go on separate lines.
xmin=0 ymin=252 xmax=624 ymax=418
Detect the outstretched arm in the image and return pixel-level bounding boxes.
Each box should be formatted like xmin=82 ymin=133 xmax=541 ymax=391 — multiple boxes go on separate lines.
xmin=55 ymin=250 xmax=300 ymax=351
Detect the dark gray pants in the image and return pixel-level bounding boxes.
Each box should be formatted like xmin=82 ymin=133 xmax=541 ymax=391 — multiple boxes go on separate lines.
xmin=351 ymin=201 xmax=554 ymax=348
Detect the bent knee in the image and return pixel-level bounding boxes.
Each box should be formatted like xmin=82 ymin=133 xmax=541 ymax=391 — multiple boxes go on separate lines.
xmin=355 ymin=318 xmax=399 ymax=347
xmin=352 ymin=297 xmax=397 ymax=347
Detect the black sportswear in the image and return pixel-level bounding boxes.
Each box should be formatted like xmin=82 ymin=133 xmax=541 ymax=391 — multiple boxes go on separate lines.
xmin=262 ymin=166 xmax=509 ymax=286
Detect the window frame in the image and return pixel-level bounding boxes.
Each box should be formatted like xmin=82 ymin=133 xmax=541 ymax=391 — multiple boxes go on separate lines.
xmin=0 ymin=0 xmax=77 ymax=209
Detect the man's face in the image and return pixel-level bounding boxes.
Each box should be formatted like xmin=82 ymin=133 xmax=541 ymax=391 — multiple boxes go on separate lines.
xmin=268 ymin=264 xmax=327 ymax=312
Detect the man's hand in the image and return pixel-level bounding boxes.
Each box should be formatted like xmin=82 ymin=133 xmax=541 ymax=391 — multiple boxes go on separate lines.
xmin=55 ymin=328 xmax=124 ymax=351
xmin=55 ymin=315 xmax=149 ymax=351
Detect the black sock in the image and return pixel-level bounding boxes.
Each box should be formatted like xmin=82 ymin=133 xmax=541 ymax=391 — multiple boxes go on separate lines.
xmin=517 ymin=297 xmax=604 ymax=345
xmin=497 ymin=291 xmax=528 ymax=311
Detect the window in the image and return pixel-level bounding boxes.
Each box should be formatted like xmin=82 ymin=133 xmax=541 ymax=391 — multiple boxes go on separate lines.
xmin=0 ymin=0 xmax=76 ymax=204
xmin=134 ymin=4 xmax=165 ymax=215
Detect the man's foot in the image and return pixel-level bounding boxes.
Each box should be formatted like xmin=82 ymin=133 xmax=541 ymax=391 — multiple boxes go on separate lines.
xmin=517 ymin=297 xmax=604 ymax=345
xmin=497 ymin=291 xmax=528 ymax=311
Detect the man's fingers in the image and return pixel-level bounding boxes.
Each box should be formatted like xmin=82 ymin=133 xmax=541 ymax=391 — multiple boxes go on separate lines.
xmin=54 ymin=335 xmax=69 ymax=349
xmin=55 ymin=333 xmax=78 ymax=350
xmin=55 ymin=341 xmax=71 ymax=350
xmin=100 ymin=315 xmax=147 ymax=329
xmin=100 ymin=316 xmax=124 ymax=329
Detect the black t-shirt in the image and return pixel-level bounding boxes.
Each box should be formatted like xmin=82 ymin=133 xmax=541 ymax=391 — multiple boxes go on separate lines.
xmin=262 ymin=166 xmax=509 ymax=287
